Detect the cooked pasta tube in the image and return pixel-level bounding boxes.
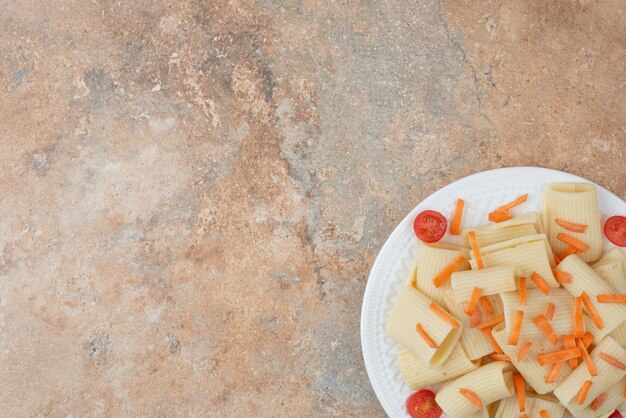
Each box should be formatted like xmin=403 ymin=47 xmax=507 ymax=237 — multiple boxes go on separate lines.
xmin=415 ymin=242 xmax=470 ymax=305
xmin=451 ymin=265 xmax=517 ymax=302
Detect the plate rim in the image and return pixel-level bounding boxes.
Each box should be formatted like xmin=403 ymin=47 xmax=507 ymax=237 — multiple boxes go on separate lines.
xmin=360 ymin=166 xmax=626 ymax=418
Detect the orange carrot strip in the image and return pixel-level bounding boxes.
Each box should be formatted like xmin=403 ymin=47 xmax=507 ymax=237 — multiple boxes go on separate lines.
xmin=416 ymin=323 xmax=438 ymax=348
xmin=537 ymin=348 xmax=581 ymax=366
xmin=450 ymin=199 xmax=464 ymax=235
xmin=557 ymin=233 xmax=590 ymax=252
xmin=493 ymin=194 xmax=528 ymax=213
xmin=577 ymin=380 xmax=593 ymax=404
xmin=582 ymin=332 xmax=594 ymax=349
xmin=477 ymin=315 xmax=505 ymax=330
xmin=556 ymin=218 xmax=588 ymax=233
xmin=590 ymin=391 xmax=608 ymax=411
xmin=552 ymin=269 xmax=572 ymax=284
xmin=580 ymin=291 xmax=604 ymax=329
xmin=545 ymin=302 xmax=556 ymax=320
xmin=514 ymin=374 xmax=526 ymax=412
xmin=519 ymin=277 xmax=527 ymax=305
xmin=433 ymin=256 xmax=466 ymax=288
xmin=465 ymin=287 xmax=483 ymax=315
xmin=573 ymin=297 xmax=585 ymax=338
xmin=519 ymin=414 xmax=529 ymax=418
xmin=488 ymin=353 xmax=510 ymax=361
xmin=599 ymin=352 xmax=626 ymax=370
xmin=508 ymin=311 xmax=525 ymax=346
xmin=517 ymin=342 xmax=534 ymax=362
xmin=469 ymin=306 xmax=481 ymax=328
xmin=557 ymin=246 xmax=579 ymax=263
xmin=459 ymin=388 xmax=482 ymax=408
xmin=481 ymin=327 xmax=503 ymax=354
xmin=576 ymin=338 xmax=597 ymax=376
xmin=480 ymin=296 xmax=494 ymax=315
xmin=545 ymin=362 xmax=563 ymax=383
xmin=533 ymin=314 xmax=559 ymax=345
xmin=563 ymin=335 xmax=578 ymax=369
xmin=468 ymin=231 xmax=484 ymax=270
xmin=429 ymin=302 xmax=461 ymax=329
xmin=597 ymin=294 xmax=626 ymax=304
xmin=539 ymin=410 xmax=550 ymax=418
xmin=530 ymin=272 xmax=551 ymax=295
xmin=489 ymin=210 xmax=512 ymax=223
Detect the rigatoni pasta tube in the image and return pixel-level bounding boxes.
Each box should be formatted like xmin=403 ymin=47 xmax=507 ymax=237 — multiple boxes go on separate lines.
xmin=442 ymin=288 xmax=494 ymax=360
xmin=542 ymin=182 xmax=602 ymax=263
xmin=556 ymin=255 xmax=626 ymax=341
xmin=386 ymin=286 xmax=462 ymax=367
xmin=494 ymin=394 xmax=566 ymax=418
xmin=397 ymin=344 xmax=478 ymax=389
xmin=469 ymin=234 xmax=558 ymax=288
xmin=415 ymin=242 xmax=470 ymax=305
xmin=462 ymin=212 xmax=540 ymax=248
xmin=435 ymin=361 xmax=515 ymax=418
xmin=594 ymin=261 xmax=626 ymax=345
xmin=500 ymin=288 xmax=575 ymax=340
xmin=553 ymin=336 xmax=626 ymax=417
xmin=451 ymin=265 xmax=517 ymax=302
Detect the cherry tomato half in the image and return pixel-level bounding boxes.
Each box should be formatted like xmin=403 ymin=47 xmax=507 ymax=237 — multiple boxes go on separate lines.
xmin=413 ymin=210 xmax=447 ymax=243
xmin=608 ymin=410 xmax=623 ymax=418
xmin=604 ymin=216 xmax=626 ymax=247
xmin=406 ymin=390 xmax=442 ymax=418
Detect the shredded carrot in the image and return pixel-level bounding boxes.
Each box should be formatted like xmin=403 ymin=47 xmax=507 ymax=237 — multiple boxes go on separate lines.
xmin=573 ymin=297 xmax=585 ymax=338
xmin=590 ymin=391 xmax=608 ymax=411
xmin=545 ymin=362 xmax=562 ymax=383
xmin=557 ymin=233 xmax=590 ymax=252
xmin=576 ymin=338 xmax=597 ymax=376
xmin=557 ymin=246 xmax=580 ymax=262
xmin=582 ymin=332 xmax=594 ymax=349
xmin=429 ymin=302 xmax=461 ymax=329
xmin=465 ymin=287 xmax=483 ymax=315
xmin=416 ymin=323 xmax=438 ymax=348
xmin=596 ymin=294 xmax=626 ymax=304
xmin=493 ymin=194 xmax=528 ymax=213
xmin=545 ymin=302 xmax=556 ymax=320
xmin=477 ymin=315 xmax=505 ymax=330
xmin=519 ymin=277 xmax=527 ymax=305
xmin=555 ymin=218 xmax=588 ymax=233
xmin=481 ymin=327 xmax=503 ymax=354
xmin=519 ymin=414 xmax=529 ymax=418
xmin=508 ymin=310 xmax=525 ymax=346
xmin=514 ymin=373 xmax=525 ymax=412
xmin=577 ymin=380 xmax=593 ymax=404
xmin=489 ymin=210 xmax=512 ymax=223
xmin=563 ymin=335 xmax=578 ymax=369
xmin=432 ymin=256 xmax=466 ymax=288
xmin=599 ymin=352 xmax=626 ymax=370
xmin=450 ymin=199 xmax=464 ymax=235
xmin=552 ymin=269 xmax=572 ymax=284
xmin=530 ymin=272 xmax=551 ymax=295
xmin=479 ymin=296 xmax=494 ymax=315
xmin=488 ymin=353 xmax=510 ymax=362
xmin=468 ymin=230 xmax=484 ymax=269
xmin=580 ymin=291 xmax=604 ymax=329
xmin=517 ymin=342 xmax=534 ymax=362
xmin=539 ymin=410 xmax=550 ymax=418
xmin=537 ymin=348 xmax=581 ymax=366
xmin=469 ymin=306 xmax=481 ymax=328
xmin=533 ymin=314 xmax=559 ymax=345
xmin=458 ymin=388 xmax=482 ymax=408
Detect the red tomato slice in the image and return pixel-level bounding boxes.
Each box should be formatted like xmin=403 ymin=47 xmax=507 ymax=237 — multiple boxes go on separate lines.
xmin=413 ymin=210 xmax=447 ymax=243
xmin=406 ymin=390 xmax=443 ymax=418
xmin=608 ymin=411 xmax=622 ymax=418
xmin=604 ymin=216 xmax=626 ymax=247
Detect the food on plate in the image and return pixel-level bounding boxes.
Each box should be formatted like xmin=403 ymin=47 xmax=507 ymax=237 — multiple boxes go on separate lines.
xmin=386 ymin=182 xmax=626 ymax=417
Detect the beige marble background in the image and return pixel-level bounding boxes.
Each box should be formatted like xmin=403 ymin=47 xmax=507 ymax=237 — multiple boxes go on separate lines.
xmin=1 ymin=0 xmax=625 ymax=416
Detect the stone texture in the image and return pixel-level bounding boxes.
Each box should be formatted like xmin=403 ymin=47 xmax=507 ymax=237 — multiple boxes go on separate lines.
xmin=0 ymin=0 xmax=624 ymax=417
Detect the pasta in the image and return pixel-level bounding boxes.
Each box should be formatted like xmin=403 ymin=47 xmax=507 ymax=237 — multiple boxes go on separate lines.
xmin=397 ymin=344 xmax=479 ymax=389
xmin=462 ymin=212 xmax=541 ymax=248
xmin=450 ymin=265 xmax=517 ymax=302
xmin=494 ymin=393 xmax=566 ymax=418
xmin=553 ymin=336 xmax=626 ymax=417
xmin=468 ymin=234 xmax=559 ymax=288
xmin=594 ymin=261 xmax=626 ymax=345
xmin=542 ymin=183 xmax=603 ymax=263
xmin=415 ymin=242 xmax=470 ymax=305
xmin=435 ymin=361 xmax=515 ymax=418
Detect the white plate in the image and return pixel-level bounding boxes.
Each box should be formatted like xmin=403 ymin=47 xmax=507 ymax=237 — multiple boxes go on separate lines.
xmin=361 ymin=167 xmax=626 ymax=418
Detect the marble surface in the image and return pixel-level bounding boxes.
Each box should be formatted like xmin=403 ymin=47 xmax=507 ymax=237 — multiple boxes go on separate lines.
xmin=1 ymin=0 xmax=625 ymax=416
